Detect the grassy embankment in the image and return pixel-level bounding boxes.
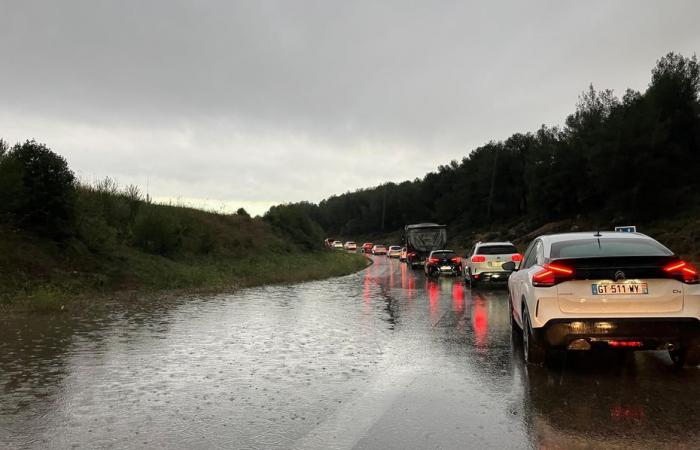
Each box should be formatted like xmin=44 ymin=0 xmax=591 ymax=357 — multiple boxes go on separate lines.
xmin=0 ymin=191 xmax=368 ymax=313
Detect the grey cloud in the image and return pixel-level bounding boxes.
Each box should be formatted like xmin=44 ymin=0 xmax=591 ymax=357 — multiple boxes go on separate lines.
xmin=1 ymin=1 xmax=699 ymax=212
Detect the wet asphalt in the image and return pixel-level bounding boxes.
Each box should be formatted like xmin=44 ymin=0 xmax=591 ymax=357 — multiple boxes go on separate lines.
xmin=1 ymin=254 xmax=699 ymax=449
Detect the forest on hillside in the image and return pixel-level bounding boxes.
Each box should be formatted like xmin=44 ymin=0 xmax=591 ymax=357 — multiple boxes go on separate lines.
xmin=268 ymin=53 xmax=700 ymax=239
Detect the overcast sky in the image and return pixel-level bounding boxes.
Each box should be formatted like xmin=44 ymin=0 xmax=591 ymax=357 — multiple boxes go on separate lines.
xmin=1 ymin=1 xmax=699 ymax=215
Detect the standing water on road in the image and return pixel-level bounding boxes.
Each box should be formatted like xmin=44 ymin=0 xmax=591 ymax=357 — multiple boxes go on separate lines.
xmin=2 ymin=255 xmax=699 ymax=449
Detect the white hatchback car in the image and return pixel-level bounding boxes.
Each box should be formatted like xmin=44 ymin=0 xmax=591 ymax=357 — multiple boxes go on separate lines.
xmin=371 ymin=245 xmax=387 ymax=255
xmin=507 ymin=232 xmax=700 ymax=367
xmin=464 ymin=241 xmax=522 ymax=287
xmin=387 ymin=245 xmax=402 ymax=258
xmin=344 ymin=241 xmax=357 ymax=251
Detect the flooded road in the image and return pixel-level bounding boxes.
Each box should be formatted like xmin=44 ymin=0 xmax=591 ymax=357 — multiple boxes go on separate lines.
xmin=2 ymin=255 xmax=700 ymax=449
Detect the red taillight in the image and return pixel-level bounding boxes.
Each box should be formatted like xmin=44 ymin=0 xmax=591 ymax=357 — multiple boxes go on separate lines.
xmin=512 ymin=254 xmax=523 ymax=262
xmin=608 ymin=340 xmax=643 ymax=348
xmin=428 ymin=257 xmax=439 ymax=264
xmin=471 ymin=255 xmax=486 ymax=263
xmin=532 ymin=263 xmax=574 ymax=287
xmin=663 ymin=260 xmax=699 ymax=284
xmin=451 ymin=257 xmax=461 ymax=264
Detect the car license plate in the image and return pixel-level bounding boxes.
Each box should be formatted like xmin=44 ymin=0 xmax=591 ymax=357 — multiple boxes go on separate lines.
xmin=440 ymin=266 xmax=452 ymax=271
xmin=591 ymin=283 xmax=648 ymax=295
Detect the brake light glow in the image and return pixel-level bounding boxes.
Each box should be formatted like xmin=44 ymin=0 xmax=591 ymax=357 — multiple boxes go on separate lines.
xmin=451 ymin=257 xmax=462 ymax=264
xmin=608 ymin=340 xmax=643 ymax=348
xmin=512 ymin=254 xmax=523 ymax=262
xmin=532 ymin=263 xmax=574 ymax=287
xmin=663 ymin=260 xmax=699 ymax=284
xmin=428 ymin=257 xmax=439 ymax=264
xmin=471 ymin=255 xmax=486 ymax=263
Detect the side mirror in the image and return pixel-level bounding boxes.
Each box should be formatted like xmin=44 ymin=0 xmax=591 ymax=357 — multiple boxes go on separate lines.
xmin=502 ymin=261 xmax=517 ymax=272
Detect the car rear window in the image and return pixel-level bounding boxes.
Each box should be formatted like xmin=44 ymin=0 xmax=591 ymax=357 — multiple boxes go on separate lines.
xmin=550 ymin=238 xmax=672 ymax=258
xmin=432 ymin=251 xmax=457 ymax=259
xmin=476 ymin=245 xmax=517 ymax=255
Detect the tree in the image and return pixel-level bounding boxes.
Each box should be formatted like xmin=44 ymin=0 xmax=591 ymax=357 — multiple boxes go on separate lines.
xmin=283 ymin=52 xmax=700 ymax=236
xmin=0 ymin=140 xmax=76 ymax=237
xmin=264 ymin=202 xmax=325 ymax=250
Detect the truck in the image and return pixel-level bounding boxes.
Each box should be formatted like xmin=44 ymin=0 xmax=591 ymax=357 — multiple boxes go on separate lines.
xmin=404 ymin=223 xmax=447 ymax=269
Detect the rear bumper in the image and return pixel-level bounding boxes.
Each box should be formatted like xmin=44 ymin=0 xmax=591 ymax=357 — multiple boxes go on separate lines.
xmin=471 ymin=271 xmax=512 ymax=283
xmin=533 ymin=318 xmax=700 ymax=348
xmin=427 ymin=264 xmax=461 ymax=275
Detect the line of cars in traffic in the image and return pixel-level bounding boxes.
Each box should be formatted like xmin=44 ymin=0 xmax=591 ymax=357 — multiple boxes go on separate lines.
xmin=325 ymin=239 xmax=399 ymax=257
xmin=326 ymin=237 xmax=522 ymax=287
xmin=326 ymin=228 xmax=700 ymax=369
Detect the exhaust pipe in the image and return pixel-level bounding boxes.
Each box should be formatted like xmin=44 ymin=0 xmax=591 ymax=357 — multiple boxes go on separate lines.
xmin=568 ymin=339 xmax=591 ymax=351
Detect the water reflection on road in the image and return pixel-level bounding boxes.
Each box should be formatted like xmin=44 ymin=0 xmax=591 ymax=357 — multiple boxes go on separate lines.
xmin=1 ymin=255 xmax=699 ymax=449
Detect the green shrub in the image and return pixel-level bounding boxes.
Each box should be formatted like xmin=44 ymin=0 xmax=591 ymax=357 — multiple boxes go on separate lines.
xmin=133 ymin=207 xmax=181 ymax=255
xmin=264 ymin=202 xmax=325 ymax=250
xmin=0 ymin=156 xmax=24 ymax=223
xmin=77 ymin=214 xmax=118 ymax=254
xmin=198 ymin=230 xmax=218 ymax=255
xmin=0 ymin=140 xmax=76 ymax=237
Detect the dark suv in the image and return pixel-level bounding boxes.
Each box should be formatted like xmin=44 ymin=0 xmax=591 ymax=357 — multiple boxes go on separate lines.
xmin=424 ymin=250 xmax=462 ymax=277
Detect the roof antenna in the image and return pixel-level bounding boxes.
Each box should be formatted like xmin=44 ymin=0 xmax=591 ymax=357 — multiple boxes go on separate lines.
xmin=594 ymin=228 xmax=602 ymax=237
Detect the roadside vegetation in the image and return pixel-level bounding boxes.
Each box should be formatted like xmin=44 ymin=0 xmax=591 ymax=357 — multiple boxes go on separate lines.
xmin=0 ymin=141 xmax=366 ymax=311
xmin=3 ymin=52 xmax=698 ymax=310
xmin=276 ymin=53 xmax=700 ymax=259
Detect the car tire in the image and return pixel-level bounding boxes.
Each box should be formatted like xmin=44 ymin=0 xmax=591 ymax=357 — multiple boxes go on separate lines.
xmin=670 ymin=342 xmax=700 ymax=368
xmin=522 ymin=305 xmax=546 ymax=366
xmin=467 ymin=270 xmax=478 ymax=288
xmin=509 ymin=295 xmax=520 ymax=333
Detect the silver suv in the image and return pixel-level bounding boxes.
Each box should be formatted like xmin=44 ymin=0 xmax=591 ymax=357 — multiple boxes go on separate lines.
xmin=464 ymin=241 xmax=522 ymax=287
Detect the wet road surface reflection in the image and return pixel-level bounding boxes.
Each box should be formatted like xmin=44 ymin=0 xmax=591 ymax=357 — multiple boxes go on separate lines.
xmin=1 ymin=255 xmax=699 ymax=449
